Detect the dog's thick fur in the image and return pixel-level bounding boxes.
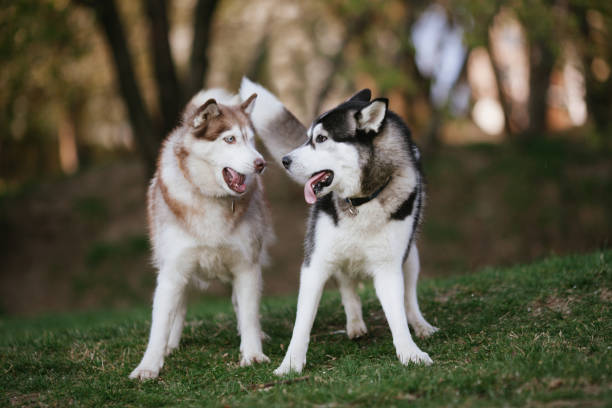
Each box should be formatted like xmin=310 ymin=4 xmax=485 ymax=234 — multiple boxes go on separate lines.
xmin=129 ymin=88 xmax=273 ymax=380
xmin=240 ymin=78 xmax=438 ymax=375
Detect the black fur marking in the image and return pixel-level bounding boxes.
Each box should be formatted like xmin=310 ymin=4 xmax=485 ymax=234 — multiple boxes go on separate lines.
xmin=314 ymin=100 xmax=370 ymax=145
xmin=318 ymin=193 xmax=338 ymax=224
xmin=304 ymin=193 xmax=338 ymax=266
xmin=347 ymin=177 xmax=391 ymax=207
xmin=391 ymin=188 xmax=418 ymax=220
xmin=401 ymin=182 xmax=424 ymax=263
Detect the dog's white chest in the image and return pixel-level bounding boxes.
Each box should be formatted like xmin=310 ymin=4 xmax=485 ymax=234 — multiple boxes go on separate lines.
xmin=316 ymin=202 xmax=413 ymax=275
xmin=194 ymin=246 xmax=235 ymax=283
xmin=187 ymin=204 xmax=234 ymax=244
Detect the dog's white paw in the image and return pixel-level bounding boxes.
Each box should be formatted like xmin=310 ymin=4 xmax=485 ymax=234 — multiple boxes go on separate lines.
xmin=396 ymin=346 xmax=433 ymax=366
xmin=347 ymin=319 xmax=368 ymax=339
xmin=129 ymin=366 xmax=160 ymax=380
xmin=164 ymin=343 xmax=179 ymax=356
xmin=273 ymin=354 xmax=306 ymax=376
xmin=240 ymin=352 xmax=270 ymax=367
xmin=412 ymin=322 xmax=439 ymax=338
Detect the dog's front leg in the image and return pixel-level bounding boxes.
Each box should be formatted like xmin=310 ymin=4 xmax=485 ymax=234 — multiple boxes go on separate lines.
xmin=129 ymin=274 xmax=187 ymax=380
xmin=373 ymin=263 xmax=433 ymax=366
xmin=274 ymin=262 xmax=329 ymax=376
xmin=233 ymin=264 xmax=270 ymax=366
xmin=165 ymin=293 xmax=187 ymax=356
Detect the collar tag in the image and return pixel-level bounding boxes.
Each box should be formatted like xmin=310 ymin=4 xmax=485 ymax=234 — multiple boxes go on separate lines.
xmin=347 ymin=202 xmax=359 ymax=216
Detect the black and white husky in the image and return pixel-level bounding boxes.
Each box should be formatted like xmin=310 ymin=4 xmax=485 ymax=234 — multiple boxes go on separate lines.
xmin=241 ymin=78 xmax=438 ymax=375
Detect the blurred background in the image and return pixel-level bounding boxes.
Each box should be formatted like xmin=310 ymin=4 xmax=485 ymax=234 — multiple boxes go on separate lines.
xmin=0 ymin=0 xmax=610 ymax=316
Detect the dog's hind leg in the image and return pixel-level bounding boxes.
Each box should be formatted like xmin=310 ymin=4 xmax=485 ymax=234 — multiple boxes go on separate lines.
xmin=403 ymin=244 xmax=438 ymax=338
xmin=335 ymin=273 xmax=367 ymax=339
xmin=233 ymin=263 xmax=270 ymax=366
xmin=165 ymin=293 xmax=186 ymax=356
xmin=373 ymin=262 xmax=433 ymax=366
xmin=231 ymin=287 xmax=240 ymax=336
xmin=129 ymin=272 xmax=188 ymax=380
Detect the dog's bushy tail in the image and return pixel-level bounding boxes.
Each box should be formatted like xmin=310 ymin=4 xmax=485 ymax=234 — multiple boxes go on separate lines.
xmin=239 ymin=77 xmax=307 ymax=169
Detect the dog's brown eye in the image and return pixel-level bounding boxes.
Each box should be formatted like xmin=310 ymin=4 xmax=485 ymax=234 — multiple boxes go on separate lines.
xmin=315 ymin=135 xmax=327 ymax=143
xmin=224 ymin=136 xmax=236 ymax=144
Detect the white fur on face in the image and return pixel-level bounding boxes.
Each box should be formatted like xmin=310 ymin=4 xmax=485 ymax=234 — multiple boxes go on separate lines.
xmin=286 ymin=123 xmax=362 ymax=198
xmin=185 ymin=125 xmax=263 ymax=196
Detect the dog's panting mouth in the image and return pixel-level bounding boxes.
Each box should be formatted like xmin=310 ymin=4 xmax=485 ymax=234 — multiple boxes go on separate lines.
xmin=304 ymin=170 xmax=334 ymax=204
xmin=223 ymin=167 xmax=247 ymax=194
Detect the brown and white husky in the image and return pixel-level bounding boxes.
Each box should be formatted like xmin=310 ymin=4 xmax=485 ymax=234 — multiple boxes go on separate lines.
xmin=129 ymin=88 xmax=274 ymax=380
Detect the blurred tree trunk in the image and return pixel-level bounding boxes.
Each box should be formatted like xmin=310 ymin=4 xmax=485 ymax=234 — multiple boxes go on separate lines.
xmin=247 ymin=35 xmax=269 ymax=83
xmin=58 ymin=110 xmax=79 ymax=175
xmin=398 ymin=7 xmax=446 ymax=152
xmin=486 ymin=38 xmax=514 ymax=136
xmin=582 ymin=56 xmax=612 ymax=133
xmin=75 ymin=0 xmax=220 ymax=177
xmin=572 ymin=4 xmax=612 ymax=134
xmin=144 ymin=0 xmax=183 ymax=135
xmin=77 ymin=0 xmax=159 ymax=175
xmin=400 ymin=46 xmax=436 ymax=150
xmin=527 ymin=42 xmax=554 ymax=135
xmin=187 ymin=0 xmax=220 ymax=97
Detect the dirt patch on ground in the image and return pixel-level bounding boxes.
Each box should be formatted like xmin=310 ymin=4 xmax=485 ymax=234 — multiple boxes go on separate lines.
xmin=434 ymin=286 xmax=460 ymax=303
xmin=530 ymin=293 xmax=576 ymax=317
xmin=7 ymin=392 xmax=43 ymax=407
xmin=599 ymin=288 xmax=612 ymax=303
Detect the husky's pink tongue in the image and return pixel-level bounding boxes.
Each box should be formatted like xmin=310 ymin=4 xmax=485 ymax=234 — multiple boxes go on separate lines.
xmin=304 ymin=172 xmax=328 ymax=204
xmin=226 ymin=168 xmax=247 ymax=193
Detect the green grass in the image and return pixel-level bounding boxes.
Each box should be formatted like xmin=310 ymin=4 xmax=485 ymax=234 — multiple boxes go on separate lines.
xmin=1 ymin=251 xmax=611 ymax=407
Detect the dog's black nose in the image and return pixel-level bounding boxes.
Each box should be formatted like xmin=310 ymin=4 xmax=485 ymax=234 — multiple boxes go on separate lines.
xmin=282 ymin=156 xmax=292 ymax=169
xmin=254 ymin=158 xmax=266 ymax=174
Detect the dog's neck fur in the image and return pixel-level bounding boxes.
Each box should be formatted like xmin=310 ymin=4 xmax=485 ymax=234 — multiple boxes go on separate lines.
xmin=345 ymin=176 xmax=392 ymax=207
xmin=335 ymin=121 xmax=418 ymax=215
xmin=156 ymin=132 xmax=257 ymax=228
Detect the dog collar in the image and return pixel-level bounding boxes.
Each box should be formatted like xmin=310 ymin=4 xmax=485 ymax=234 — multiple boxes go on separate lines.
xmin=345 ymin=177 xmax=392 ymax=215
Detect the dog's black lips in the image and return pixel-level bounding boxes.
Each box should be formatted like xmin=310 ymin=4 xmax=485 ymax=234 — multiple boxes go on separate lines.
xmin=311 ymin=170 xmax=334 ymax=195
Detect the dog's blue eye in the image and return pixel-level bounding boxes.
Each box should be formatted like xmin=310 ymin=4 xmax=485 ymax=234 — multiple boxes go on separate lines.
xmin=224 ymin=136 xmax=235 ymax=144
xmin=315 ymin=135 xmax=327 ymax=143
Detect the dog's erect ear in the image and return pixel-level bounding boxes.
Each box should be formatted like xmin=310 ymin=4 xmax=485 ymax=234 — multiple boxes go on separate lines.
xmin=356 ymin=98 xmax=388 ymax=133
xmin=346 ymin=89 xmax=371 ymax=103
xmin=192 ymin=99 xmax=220 ymax=128
xmin=240 ymin=93 xmax=257 ymax=115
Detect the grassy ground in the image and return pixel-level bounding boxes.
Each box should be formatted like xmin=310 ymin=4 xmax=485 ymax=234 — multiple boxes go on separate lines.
xmin=1 ymin=251 xmax=610 ymax=407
